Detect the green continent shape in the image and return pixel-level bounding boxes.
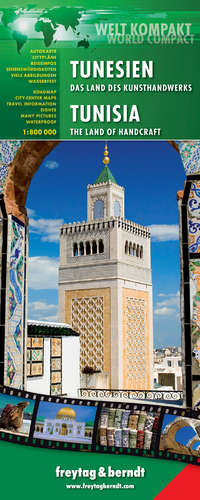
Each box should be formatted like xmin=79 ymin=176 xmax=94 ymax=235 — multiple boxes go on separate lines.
xmin=13 ymin=32 xmax=27 ymax=53
xmin=35 ymin=19 xmax=56 ymax=47
xmin=1 ymin=8 xmax=19 ymax=27
xmin=42 ymin=7 xmax=81 ymax=32
xmin=77 ymin=39 xmax=90 ymax=48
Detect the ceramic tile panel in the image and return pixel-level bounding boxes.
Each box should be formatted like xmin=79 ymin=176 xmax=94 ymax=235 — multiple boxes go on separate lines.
xmin=188 ymin=218 xmax=200 ymax=253
xmin=31 ymin=349 xmax=43 ymax=362
xmin=27 ymin=338 xmax=44 ymax=377
xmin=51 ymin=338 xmax=61 ymax=357
xmin=177 ymin=141 xmax=200 ymax=176
xmin=50 ymin=384 xmax=62 ymax=395
xmin=51 ymin=371 xmax=61 ymax=384
xmin=192 ymin=381 xmax=200 ymax=408
xmin=189 ymin=260 xmax=200 ymax=376
xmin=4 ymin=216 xmax=26 ymax=388
xmin=0 ymin=141 xmax=22 ymax=194
xmin=27 ymin=337 xmax=31 ymax=348
xmin=32 ymin=337 xmax=43 ymax=348
xmin=188 ymin=181 xmax=200 ymax=218
xmin=31 ymin=362 xmax=43 ymax=376
xmin=50 ymin=337 xmax=62 ymax=396
xmin=51 ymin=358 xmax=61 ymax=371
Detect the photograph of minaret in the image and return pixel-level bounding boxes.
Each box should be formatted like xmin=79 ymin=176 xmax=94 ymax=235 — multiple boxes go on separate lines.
xmin=59 ymin=144 xmax=153 ymax=390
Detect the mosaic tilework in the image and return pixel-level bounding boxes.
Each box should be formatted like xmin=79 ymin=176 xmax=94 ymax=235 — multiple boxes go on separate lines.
xmin=177 ymin=141 xmax=200 ymax=175
xmin=0 ymin=141 xmax=22 ymax=194
xmin=50 ymin=338 xmax=62 ymax=395
xmin=188 ymin=218 xmax=200 ymax=253
xmin=122 ymin=289 xmax=150 ymax=390
xmin=188 ymin=181 xmax=200 ymax=253
xmin=71 ymin=296 xmax=104 ymax=372
xmin=51 ymin=384 xmax=62 ymax=395
xmin=189 ymin=261 xmax=200 ymax=376
xmin=32 ymin=337 xmax=43 ymax=348
xmin=4 ymin=216 xmax=26 ymax=388
xmin=0 ymin=204 xmax=3 ymax=314
xmin=27 ymin=337 xmax=44 ymax=377
xmin=51 ymin=358 xmax=61 ymax=371
xmin=31 ymin=363 xmax=43 ymax=376
xmin=51 ymin=338 xmax=61 ymax=357
xmin=188 ymin=182 xmax=200 ymax=218
xmin=192 ymin=381 xmax=200 ymax=408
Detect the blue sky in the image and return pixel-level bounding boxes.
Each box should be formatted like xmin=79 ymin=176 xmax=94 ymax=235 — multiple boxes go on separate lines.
xmin=36 ymin=402 xmax=97 ymax=424
xmin=27 ymin=140 xmax=185 ymax=348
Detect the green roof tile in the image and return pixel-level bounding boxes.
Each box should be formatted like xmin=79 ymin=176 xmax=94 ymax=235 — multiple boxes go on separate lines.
xmin=94 ymin=165 xmax=117 ymax=185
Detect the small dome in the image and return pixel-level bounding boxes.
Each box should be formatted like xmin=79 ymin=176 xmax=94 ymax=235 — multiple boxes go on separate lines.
xmin=56 ymin=407 xmax=76 ymax=419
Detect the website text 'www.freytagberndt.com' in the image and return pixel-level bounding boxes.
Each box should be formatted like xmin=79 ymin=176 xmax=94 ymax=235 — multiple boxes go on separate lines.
xmin=55 ymin=465 xmax=145 ymax=491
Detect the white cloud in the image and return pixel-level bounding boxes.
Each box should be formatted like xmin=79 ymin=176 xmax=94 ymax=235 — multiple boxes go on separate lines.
xmin=154 ymin=291 xmax=180 ymax=317
xmin=44 ymin=160 xmax=59 ymax=170
xmin=154 ymin=306 xmax=176 ymax=316
xmin=27 ymin=208 xmax=36 ymax=217
xmin=37 ymin=315 xmax=58 ymax=322
xmin=157 ymin=291 xmax=180 ymax=308
xmin=28 ymin=301 xmax=58 ymax=321
xmin=29 ymin=217 xmax=64 ymax=242
xmin=28 ymin=256 xmax=59 ymax=290
xmin=149 ymin=224 xmax=179 ymax=242
xmin=29 ymin=301 xmax=57 ymax=312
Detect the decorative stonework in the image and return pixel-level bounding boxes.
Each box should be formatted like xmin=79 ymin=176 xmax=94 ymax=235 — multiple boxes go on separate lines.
xmin=122 ymin=289 xmax=150 ymax=390
xmin=65 ymin=288 xmax=111 ymax=379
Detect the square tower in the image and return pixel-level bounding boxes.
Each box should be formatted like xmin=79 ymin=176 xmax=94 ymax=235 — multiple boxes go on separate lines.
xmin=58 ymin=145 xmax=153 ymax=390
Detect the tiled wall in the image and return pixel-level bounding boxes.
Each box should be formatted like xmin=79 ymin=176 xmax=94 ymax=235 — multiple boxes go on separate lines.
xmin=27 ymin=337 xmax=44 ymax=377
xmin=50 ymin=338 xmax=62 ymax=395
xmin=181 ymin=172 xmax=200 ymax=407
xmin=0 ymin=141 xmax=22 ymax=194
xmin=4 ymin=216 xmax=27 ymax=388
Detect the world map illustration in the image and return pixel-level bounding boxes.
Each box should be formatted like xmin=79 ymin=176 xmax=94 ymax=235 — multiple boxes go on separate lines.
xmin=0 ymin=7 xmax=89 ymax=52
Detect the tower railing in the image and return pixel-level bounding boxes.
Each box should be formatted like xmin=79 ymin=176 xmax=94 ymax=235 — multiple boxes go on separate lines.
xmin=79 ymin=388 xmax=183 ymax=404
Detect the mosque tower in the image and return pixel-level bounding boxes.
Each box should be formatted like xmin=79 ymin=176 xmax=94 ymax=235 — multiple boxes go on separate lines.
xmin=58 ymin=144 xmax=153 ymax=390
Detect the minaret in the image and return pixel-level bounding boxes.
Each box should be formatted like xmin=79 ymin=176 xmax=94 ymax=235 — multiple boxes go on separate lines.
xmin=58 ymin=144 xmax=153 ymax=390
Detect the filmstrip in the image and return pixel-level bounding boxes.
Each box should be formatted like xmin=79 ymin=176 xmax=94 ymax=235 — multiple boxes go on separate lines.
xmin=0 ymin=385 xmax=200 ymax=466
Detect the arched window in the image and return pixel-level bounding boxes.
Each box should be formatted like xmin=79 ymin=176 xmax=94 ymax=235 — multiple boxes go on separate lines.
xmin=129 ymin=242 xmax=132 ymax=255
xmin=94 ymin=200 xmax=104 ymax=220
xmin=86 ymin=241 xmax=91 ymax=255
xmin=92 ymin=240 xmax=97 ymax=254
xmin=132 ymin=244 xmax=136 ymax=256
xmin=136 ymin=244 xmax=140 ymax=257
xmin=125 ymin=241 xmax=128 ymax=254
xmin=79 ymin=242 xmax=84 ymax=256
xmin=114 ymin=200 xmax=121 ymax=217
xmin=73 ymin=243 xmax=78 ymax=256
xmin=140 ymin=246 xmax=143 ymax=258
xmin=99 ymin=239 xmax=104 ymax=253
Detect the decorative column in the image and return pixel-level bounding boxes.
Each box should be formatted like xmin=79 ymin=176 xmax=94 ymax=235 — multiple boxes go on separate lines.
xmin=178 ymin=141 xmax=200 ymax=408
xmin=0 ymin=140 xmax=58 ymax=389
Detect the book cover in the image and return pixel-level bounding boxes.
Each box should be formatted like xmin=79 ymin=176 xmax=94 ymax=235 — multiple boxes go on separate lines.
xmin=0 ymin=1 xmax=199 ymax=498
